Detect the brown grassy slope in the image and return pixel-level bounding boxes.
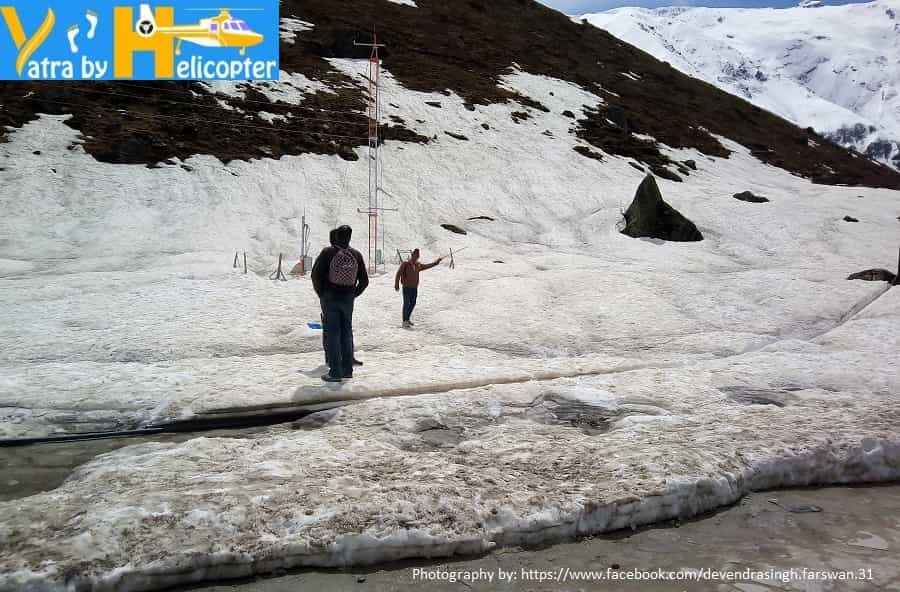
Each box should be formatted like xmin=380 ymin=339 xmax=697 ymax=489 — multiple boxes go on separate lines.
xmin=286 ymin=0 xmax=899 ymax=189
xmin=0 ymin=0 xmax=898 ymax=189
xmin=0 ymin=77 xmax=426 ymax=164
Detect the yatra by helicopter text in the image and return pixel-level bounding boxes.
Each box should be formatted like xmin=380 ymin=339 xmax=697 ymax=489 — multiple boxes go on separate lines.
xmin=0 ymin=1 xmax=280 ymax=81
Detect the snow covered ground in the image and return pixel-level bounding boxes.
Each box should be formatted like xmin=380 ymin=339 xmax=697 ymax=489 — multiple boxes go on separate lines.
xmin=1 ymin=65 xmax=899 ymax=590
xmin=580 ymin=0 xmax=900 ymax=168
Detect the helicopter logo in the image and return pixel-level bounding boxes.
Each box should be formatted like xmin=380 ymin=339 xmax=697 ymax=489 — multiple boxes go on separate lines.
xmin=134 ymin=3 xmax=263 ymax=56
xmin=0 ymin=0 xmax=278 ymax=81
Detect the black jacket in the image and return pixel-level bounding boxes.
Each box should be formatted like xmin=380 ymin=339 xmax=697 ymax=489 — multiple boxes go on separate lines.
xmin=311 ymin=243 xmax=369 ymax=298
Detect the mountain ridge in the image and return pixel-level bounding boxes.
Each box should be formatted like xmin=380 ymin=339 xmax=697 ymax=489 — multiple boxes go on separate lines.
xmin=580 ymin=0 xmax=900 ymax=172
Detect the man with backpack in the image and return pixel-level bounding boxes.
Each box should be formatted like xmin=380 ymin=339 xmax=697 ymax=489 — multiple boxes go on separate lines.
xmin=394 ymin=248 xmax=443 ymax=329
xmin=312 ymin=225 xmax=368 ymax=382
xmin=321 ymin=228 xmax=363 ymax=369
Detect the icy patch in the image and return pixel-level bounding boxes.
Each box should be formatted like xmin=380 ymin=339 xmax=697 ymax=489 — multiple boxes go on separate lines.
xmin=199 ymin=80 xmax=246 ymax=100
xmin=279 ymin=17 xmax=314 ymax=45
xmin=387 ymin=0 xmax=417 ymax=6
xmin=597 ymin=85 xmax=620 ymax=98
xmin=525 ymin=387 xmax=622 ymax=434
xmin=258 ymin=111 xmax=289 ymax=124
xmin=549 ymin=385 xmax=619 ymax=410
xmin=0 ymin=259 xmax=34 ymax=276
xmin=253 ymin=71 xmax=333 ymax=104
xmin=847 ymin=531 xmax=890 ymax=551
xmin=499 ymin=67 xmax=604 ymax=121
xmin=200 ymin=72 xmax=329 ymax=106
xmin=215 ymin=98 xmax=237 ymax=112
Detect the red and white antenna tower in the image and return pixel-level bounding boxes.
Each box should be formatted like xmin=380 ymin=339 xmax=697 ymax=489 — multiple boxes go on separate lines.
xmin=355 ymin=33 xmax=386 ymax=274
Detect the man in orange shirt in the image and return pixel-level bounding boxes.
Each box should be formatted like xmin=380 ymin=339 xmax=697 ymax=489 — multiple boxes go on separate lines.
xmin=394 ymin=248 xmax=443 ymax=329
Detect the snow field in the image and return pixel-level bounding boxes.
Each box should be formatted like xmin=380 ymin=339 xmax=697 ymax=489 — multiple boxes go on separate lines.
xmin=1 ymin=62 xmax=899 ymax=589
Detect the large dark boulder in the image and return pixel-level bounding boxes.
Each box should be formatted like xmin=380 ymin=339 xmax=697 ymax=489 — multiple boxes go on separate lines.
xmin=441 ymin=224 xmax=468 ymax=235
xmin=650 ymin=166 xmax=683 ymax=183
xmin=574 ymin=146 xmax=604 ymax=161
xmin=734 ymin=191 xmax=769 ymax=203
xmin=622 ymin=175 xmax=703 ymax=242
xmin=847 ymin=269 xmax=896 ymax=283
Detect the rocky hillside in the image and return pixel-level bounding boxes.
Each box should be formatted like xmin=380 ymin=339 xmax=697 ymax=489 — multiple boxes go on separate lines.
xmin=1 ymin=0 xmax=899 ymax=189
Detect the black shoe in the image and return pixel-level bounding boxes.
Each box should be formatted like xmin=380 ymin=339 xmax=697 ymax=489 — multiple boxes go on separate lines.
xmin=353 ymin=358 xmax=363 ymax=367
xmin=321 ymin=374 xmax=343 ymax=383
xmin=343 ymin=373 xmax=353 ymax=379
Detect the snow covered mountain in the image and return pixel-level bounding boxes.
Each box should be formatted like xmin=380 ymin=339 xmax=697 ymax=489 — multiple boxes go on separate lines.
xmin=580 ymin=0 xmax=900 ymax=169
xmin=2 ymin=0 xmax=900 ymax=589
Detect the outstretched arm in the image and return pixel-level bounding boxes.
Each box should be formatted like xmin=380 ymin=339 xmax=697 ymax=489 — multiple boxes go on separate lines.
xmin=418 ymin=258 xmax=444 ymax=272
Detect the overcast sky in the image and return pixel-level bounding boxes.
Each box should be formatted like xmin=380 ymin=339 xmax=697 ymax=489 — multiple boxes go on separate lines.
xmin=540 ymin=0 xmax=869 ymax=15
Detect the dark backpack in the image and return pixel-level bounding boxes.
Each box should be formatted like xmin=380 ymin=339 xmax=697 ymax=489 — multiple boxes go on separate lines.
xmin=328 ymin=248 xmax=358 ymax=287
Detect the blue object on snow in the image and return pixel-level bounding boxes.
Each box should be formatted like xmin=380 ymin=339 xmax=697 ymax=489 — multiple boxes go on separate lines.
xmin=307 ymin=322 xmax=323 ymax=330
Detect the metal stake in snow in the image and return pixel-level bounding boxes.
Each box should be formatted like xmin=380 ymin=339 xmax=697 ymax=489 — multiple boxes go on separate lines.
xmin=355 ymin=33 xmax=386 ymax=274
xmin=895 ymin=245 xmax=899 ymax=286
xmin=299 ymin=211 xmax=311 ymax=275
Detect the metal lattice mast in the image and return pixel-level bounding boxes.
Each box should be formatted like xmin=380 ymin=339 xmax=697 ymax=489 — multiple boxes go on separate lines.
xmin=367 ymin=39 xmax=380 ymax=273
xmin=353 ymin=34 xmax=383 ymax=274
xmin=355 ymin=33 xmax=396 ymax=273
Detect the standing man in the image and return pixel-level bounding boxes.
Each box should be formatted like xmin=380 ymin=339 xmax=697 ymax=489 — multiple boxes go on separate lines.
xmin=312 ymin=225 xmax=368 ymax=382
xmin=394 ymin=248 xmax=443 ymax=329
xmin=322 ymin=228 xmax=363 ymax=369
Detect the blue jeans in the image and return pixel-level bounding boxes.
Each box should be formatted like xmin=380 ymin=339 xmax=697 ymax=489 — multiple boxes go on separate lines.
xmin=320 ymin=291 xmax=354 ymax=377
xmin=322 ymin=312 xmax=354 ymax=366
xmin=402 ymin=287 xmax=418 ymax=322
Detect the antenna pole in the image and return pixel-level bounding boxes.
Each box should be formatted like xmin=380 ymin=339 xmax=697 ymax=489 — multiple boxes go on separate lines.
xmin=354 ymin=32 xmax=385 ymax=274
